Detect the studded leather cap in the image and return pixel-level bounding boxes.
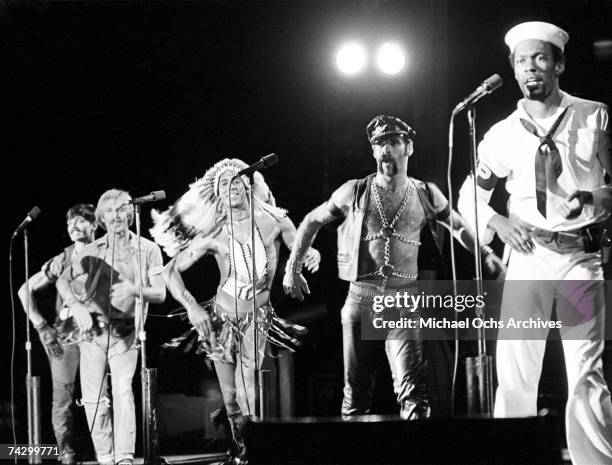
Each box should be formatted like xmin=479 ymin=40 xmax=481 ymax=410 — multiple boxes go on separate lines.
xmin=366 ymin=115 xmax=416 ymax=144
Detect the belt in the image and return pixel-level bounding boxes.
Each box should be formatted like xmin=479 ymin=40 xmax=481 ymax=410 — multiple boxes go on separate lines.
xmin=520 ymin=221 xmax=605 ymax=250
xmin=349 ymin=282 xmax=418 ymax=298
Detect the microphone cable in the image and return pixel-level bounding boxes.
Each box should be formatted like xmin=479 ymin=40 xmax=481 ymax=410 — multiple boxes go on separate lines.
xmin=79 ymin=209 xmax=119 ymax=465
xmin=227 ymin=178 xmax=251 ymax=417
xmin=8 ymin=235 xmax=19 ymax=464
xmin=447 ymin=111 xmax=461 ymax=417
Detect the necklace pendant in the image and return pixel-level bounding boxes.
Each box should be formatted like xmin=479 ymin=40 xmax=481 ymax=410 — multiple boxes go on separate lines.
xmin=381 ymin=226 xmax=394 ymax=238
xmin=380 ymin=264 xmax=394 ymax=278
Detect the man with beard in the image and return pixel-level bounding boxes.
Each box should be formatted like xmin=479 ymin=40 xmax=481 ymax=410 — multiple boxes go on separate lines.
xmin=56 ymin=189 xmax=166 ymax=465
xmin=457 ymin=22 xmax=612 ymax=464
xmin=18 ymin=204 xmax=106 ymax=465
xmin=283 ymin=115 xmax=504 ymax=419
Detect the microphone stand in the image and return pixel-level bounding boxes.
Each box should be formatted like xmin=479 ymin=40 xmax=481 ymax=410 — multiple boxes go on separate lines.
xmin=246 ymin=172 xmax=264 ymax=420
xmin=134 ymin=205 xmax=165 ymax=465
xmin=448 ymin=105 xmax=493 ymax=418
xmin=465 ymin=106 xmax=493 ymax=417
xmin=23 ymin=229 xmax=42 ymax=464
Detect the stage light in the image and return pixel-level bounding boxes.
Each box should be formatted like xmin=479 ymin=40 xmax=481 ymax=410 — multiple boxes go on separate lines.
xmin=336 ymin=42 xmax=367 ymax=74
xmin=376 ymin=42 xmax=405 ymax=75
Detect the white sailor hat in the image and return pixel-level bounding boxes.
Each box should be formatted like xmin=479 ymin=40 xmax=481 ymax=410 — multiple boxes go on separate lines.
xmin=504 ymin=21 xmax=569 ymax=52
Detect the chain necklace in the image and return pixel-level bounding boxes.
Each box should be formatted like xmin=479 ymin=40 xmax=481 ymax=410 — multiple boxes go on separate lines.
xmin=359 ymin=177 xmax=419 ymax=289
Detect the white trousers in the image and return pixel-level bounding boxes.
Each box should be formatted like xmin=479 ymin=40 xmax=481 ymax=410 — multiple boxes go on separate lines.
xmin=495 ymin=243 xmax=612 ymax=465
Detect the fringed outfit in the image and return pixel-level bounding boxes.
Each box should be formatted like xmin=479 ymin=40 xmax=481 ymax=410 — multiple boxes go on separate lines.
xmin=151 ymin=158 xmax=307 ymax=464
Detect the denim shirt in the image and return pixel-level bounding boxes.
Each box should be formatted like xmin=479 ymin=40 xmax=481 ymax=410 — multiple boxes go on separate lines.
xmin=66 ymin=231 xmax=163 ymax=336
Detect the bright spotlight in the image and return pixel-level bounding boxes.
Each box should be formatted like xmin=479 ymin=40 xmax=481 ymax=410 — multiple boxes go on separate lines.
xmin=376 ymin=42 xmax=406 ymax=75
xmin=336 ymin=42 xmax=367 ymax=75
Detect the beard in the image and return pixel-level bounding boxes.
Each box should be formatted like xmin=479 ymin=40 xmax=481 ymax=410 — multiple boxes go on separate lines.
xmin=70 ymin=231 xmax=87 ymax=242
xmin=523 ymin=81 xmax=553 ymax=102
xmin=377 ymin=158 xmax=398 ymax=176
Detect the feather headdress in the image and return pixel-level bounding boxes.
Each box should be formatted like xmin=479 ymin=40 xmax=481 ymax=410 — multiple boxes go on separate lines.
xmin=150 ymin=158 xmax=287 ymax=257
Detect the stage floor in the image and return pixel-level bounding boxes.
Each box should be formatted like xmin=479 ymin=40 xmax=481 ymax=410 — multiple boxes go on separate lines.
xmin=62 ymin=414 xmax=575 ymax=465
xmin=79 ymin=453 xmax=228 ymax=465
xmin=75 ymin=449 xmax=571 ymax=465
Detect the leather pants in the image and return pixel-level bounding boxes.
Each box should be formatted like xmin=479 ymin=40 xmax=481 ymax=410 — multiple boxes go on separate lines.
xmin=340 ymin=288 xmax=429 ymax=419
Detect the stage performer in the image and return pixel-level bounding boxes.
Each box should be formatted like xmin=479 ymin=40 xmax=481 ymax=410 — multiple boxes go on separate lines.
xmin=457 ymin=21 xmax=612 ymax=464
xmin=151 ymin=158 xmax=320 ymax=465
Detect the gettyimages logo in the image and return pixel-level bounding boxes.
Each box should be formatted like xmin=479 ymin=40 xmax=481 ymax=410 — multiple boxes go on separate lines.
xmin=361 ymin=280 xmax=611 ymax=341
xmin=372 ymin=291 xmax=486 ymax=313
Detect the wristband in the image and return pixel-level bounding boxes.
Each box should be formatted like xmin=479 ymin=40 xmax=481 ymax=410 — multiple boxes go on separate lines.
xmin=481 ymin=245 xmax=494 ymax=257
xmin=285 ymin=259 xmax=304 ymax=274
xmin=34 ymin=320 xmax=50 ymax=332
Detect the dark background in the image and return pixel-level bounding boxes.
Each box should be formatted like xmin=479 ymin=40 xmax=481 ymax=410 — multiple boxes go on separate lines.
xmin=2 ymin=0 xmax=612 ymax=456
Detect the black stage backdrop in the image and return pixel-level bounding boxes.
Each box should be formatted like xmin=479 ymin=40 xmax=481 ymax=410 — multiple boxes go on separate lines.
xmin=1 ymin=0 xmax=611 ymax=452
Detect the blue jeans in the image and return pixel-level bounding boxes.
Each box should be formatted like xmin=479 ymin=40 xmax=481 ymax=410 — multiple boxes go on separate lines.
xmin=340 ymin=289 xmax=428 ymax=418
xmin=47 ymin=343 xmax=79 ymax=459
xmin=79 ymin=332 xmax=138 ymax=464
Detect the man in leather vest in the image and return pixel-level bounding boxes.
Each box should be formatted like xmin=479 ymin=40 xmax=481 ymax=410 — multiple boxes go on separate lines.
xmin=284 ymin=115 xmax=504 ymax=419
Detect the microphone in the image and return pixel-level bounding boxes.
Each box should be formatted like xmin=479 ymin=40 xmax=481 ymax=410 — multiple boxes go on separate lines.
xmin=12 ymin=206 xmax=42 ymax=238
xmin=233 ymin=153 xmax=279 ymax=178
xmin=454 ymin=74 xmax=503 ymax=113
xmin=124 ymin=190 xmax=166 ymax=206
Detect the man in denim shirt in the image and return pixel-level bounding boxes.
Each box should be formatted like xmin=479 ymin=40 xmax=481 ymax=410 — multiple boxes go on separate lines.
xmin=57 ymin=189 xmax=166 ymax=465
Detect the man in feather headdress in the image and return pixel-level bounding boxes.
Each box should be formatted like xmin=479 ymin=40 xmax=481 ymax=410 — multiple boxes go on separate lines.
xmin=151 ymin=158 xmax=320 ymax=464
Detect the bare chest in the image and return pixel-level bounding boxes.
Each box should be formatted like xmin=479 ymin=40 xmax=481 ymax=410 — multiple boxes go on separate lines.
xmin=215 ymin=218 xmax=280 ymax=262
xmin=107 ymin=248 xmax=137 ymax=281
xmin=362 ymin=186 xmax=426 ymax=237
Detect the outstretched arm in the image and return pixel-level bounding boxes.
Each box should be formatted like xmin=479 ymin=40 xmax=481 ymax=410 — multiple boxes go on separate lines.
xmin=162 ymin=235 xmax=217 ymax=345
